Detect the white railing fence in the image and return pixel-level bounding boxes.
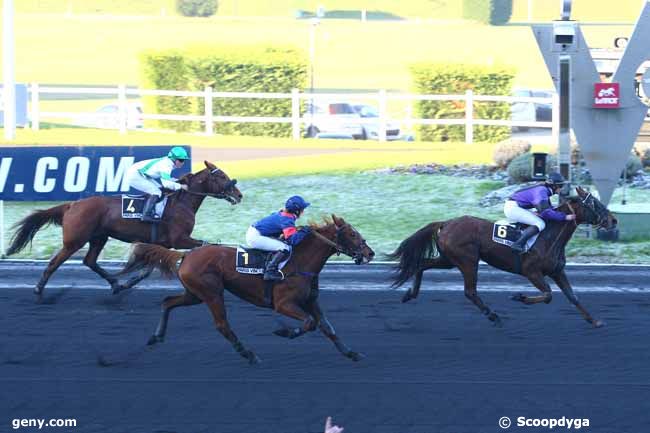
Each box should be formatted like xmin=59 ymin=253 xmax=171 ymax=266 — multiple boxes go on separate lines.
xmin=27 ymin=84 xmax=559 ymax=144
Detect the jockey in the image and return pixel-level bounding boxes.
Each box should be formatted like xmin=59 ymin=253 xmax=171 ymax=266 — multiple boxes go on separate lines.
xmin=246 ymin=195 xmax=312 ymax=280
xmin=125 ymin=146 xmax=189 ymax=222
xmin=504 ymin=172 xmax=576 ymax=254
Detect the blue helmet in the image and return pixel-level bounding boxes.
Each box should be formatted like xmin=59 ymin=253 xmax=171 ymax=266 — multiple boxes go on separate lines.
xmin=546 ymin=172 xmax=566 ymax=186
xmin=285 ymin=195 xmax=310 ymax=213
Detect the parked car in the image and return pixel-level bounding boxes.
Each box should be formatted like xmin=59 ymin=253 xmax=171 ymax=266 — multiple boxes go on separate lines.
xmin=75 ymin=102 xmax=144 ymax=130
xmin=351 ymin=104 xmax=401 ymax=140
xmin=511 ymin=89 xmax=554 ymax=132
xmin=304 ymin=101 xmax=364 ymax=139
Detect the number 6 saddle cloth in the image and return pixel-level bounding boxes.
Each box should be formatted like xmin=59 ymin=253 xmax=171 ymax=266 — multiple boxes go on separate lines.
xmin=235 ymin=246 xmax=292 ymax=275
xmin=492 ymin=220 xmax=540 ymax=253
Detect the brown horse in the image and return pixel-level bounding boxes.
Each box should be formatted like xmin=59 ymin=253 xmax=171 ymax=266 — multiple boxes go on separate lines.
xmin=7 ymin=161 xmax=242 ymax=297
xmin=389 ymin=187 xmax=617 ymax=328
xmin=119 ymin=215 xmax=375 ymax=364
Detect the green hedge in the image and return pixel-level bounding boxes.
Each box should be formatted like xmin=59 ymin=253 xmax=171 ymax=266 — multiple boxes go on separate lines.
xmin=410 ymin=63 xmax=515 ymax=143
xmin=141 ymin=46 xmax=307 ymax=136
xmin=462 ymin=0 xmax=512 ymax=25
xmin=176 ymin=0 xmax=218 ymax=17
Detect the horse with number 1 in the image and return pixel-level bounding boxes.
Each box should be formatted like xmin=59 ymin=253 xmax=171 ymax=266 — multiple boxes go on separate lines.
xmin=6 ymin=160 xmax=242 ymax=298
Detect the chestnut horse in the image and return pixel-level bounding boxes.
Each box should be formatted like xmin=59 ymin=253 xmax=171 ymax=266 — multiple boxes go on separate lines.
xmin=119 ymin=215 xmax=375 ymax=364
xmin=7 ymin=161 xmax=242 ymax=297
xmin=389 ymin=187 xmax=617 ymax=328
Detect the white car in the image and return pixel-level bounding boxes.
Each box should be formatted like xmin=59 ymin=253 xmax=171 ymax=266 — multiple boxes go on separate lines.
xmin=352 ymin=104 xmax=401 ymax=141
xmin=75 ymin=102 xmax=144 ymax=130
xmin=304 ymin=102 xmax=364 ymax=139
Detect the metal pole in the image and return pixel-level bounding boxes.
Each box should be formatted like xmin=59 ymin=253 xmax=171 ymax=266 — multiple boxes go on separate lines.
xmin=465 ymin=90 xmax=474 ymax=144
xmin=204 ymin=86 xmax=213 ymax=135
xmin=558 ymin=55 xmax=571 ymax=182
xmin=0 ymin=200 xmax=5 ymax=258
xmin=308 ymin=18 xmax=319 ymax=135
xmin=3 ymin=0 xmax=16 ymax=140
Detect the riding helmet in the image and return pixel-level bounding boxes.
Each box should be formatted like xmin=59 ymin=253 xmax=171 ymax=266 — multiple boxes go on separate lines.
xmin=168 ymin=146 xmax=189 ymax=161
xmin=285 ymin=195 xmax=310 ymax=213
xmin=546 ymin=172 xmax=566 ymax=186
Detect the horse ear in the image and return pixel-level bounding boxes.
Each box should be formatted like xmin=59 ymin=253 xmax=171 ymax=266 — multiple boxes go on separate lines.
xmin=204 ymin=160 xmax=216 ymax=170
xmin=331 ymin=214 xmax=343 ymax=226
xmin=178 ymin=173 xmax=192 ymax=184
xmin=575 ymin=186 xmax=584 ymax=195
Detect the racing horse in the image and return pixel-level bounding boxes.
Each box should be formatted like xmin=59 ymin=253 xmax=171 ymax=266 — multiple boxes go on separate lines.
xmin=388 ymin=187 xmax=617 ymax=328
xmin=119 ymin=215 xmax=375 ymax=364
xmin=6 ymin=161 xmax=242 ymax=297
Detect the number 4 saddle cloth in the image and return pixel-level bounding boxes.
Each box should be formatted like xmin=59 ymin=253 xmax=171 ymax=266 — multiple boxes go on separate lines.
xmin=492 ymin=220 xmax=540 ymax=253
xmin=235 ymin=246 xmax=292 ymax=275
xmin=121 ymin=194 xmax=168 ymax=219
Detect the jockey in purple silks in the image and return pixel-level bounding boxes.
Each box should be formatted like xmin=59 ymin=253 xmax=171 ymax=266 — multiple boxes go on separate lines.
xmin=246 ymin=195 xmax=312 ymax=280
xmin=504 ymin=172 xmax=576 ymax=254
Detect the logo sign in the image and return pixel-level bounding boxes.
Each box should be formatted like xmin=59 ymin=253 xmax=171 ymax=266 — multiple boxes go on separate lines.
xmin=0 ymin=146 xmax=191 ymax=201
xmin=593 ymin=82 xmax=620 ymax=108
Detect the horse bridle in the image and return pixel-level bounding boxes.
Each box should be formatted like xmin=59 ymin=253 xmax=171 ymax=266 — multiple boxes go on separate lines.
xmin=578 ymin=192 xmax=608 ymax=228
xmin=180 ymin=168 xmax=238 ymax=202
xmin=311 ymin=224 xmax=368 ymax=264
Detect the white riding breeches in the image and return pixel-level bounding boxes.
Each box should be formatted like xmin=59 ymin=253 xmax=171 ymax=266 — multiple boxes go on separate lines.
xmin=504 ymin=200 xmax=546 ymax=232
xmin=125 ymin=171 xmax=162 ymax=196
xmin=246 ymin=226 xmax=289 ymax=252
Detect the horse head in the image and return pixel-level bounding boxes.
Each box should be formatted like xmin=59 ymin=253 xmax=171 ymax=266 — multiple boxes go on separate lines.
xmin=322 ymin=214 xmax=375 ymax=264
xmin=181 ymin=161 xmax=243 ymax=205
xmin=568 ymin=186 xmax=617 ymax=229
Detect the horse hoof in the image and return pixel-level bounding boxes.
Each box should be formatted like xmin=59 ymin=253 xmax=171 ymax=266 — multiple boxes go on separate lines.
xmin=511 ymin=293 xmax=525 ymax=302
xmin=147 ymin=335 xmax=163 ymax=346
xmin=488 ymin=313 xmax=503 ymax=327
xmin=272 ymin=328 xmax=292 ymax=338
xmin=401 ymin=292 xmax=412 ymax=303
xmin=593 ymin=320 xmax=605 ymax=328
xmin=348 ymin=351 xmax=365 ymax=362
xmin=247 ymin=353 xmax=261 ymax=365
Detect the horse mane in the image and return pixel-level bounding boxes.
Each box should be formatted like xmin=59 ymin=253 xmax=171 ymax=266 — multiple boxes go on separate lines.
xmin=308 ymin=217 xmax=335 ymax=231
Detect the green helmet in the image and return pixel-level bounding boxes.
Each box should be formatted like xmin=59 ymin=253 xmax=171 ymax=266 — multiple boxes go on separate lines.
xmin=168 ymin=146 xmax=189 ymax=161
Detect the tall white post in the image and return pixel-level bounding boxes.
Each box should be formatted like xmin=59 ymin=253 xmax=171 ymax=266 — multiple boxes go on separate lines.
xmin=291 ymin=88 xmax=300 ymax=140
xmin=117 ymin=84 xmax=127 ymax=134
xmin=204 ymin=86 xmax=214 ymax=135
xmin=465 ymin=90 xmax=474 ymax=144
xmin=31 ymin=83 xmax=40 ymax=131
xmin=3 ymin=0 xmax=16 ymax=140
xmin=378 ymin=89 xmax=387 ymax=142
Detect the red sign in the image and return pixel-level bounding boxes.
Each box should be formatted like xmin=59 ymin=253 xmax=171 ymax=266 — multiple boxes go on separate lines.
xmin=593 ymin=82 xmax=620 ymax=109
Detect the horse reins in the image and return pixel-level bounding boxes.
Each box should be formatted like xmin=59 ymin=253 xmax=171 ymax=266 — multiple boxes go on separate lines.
xmin=311 ymin=226 xmax=361 ymax=259
xmin=548 ymin=201 xmax=576 ymax=253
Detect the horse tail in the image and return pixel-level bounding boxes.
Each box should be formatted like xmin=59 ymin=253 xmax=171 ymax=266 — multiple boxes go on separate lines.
xmin=6 ymin=203 xmax=71 ymax=256
xmin=387 ymin=222 xmax=444 ymax=288
xmin=120 ymin=243 xmax=185 ymax=279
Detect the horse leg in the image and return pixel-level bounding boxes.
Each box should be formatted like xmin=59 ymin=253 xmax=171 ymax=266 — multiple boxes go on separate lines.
xmin=458 ymin=262 xmax=501 ymax=326
xmin=147 ymin=291 xmax=202 ymax=345
xmin=511 ymin=272 xmax=553 ymax=305
xmin=35 ymin=243 xmax=83 ymax=298
xmin=402 ymin=270 xmax=424 ymax=303
xmin=551 ymin=270 xmax=604 ymax=328
xmin=83 ymin=236 xmax=122 ymax=293
xmin=307 ymin=299 xmax=364 ymax=361
xmin=272 ymin=301 xmax=317 ymax=340
xmin=204 ymin=292 xmax=260 ymax=364
xmin=115 ymin=268 xmax=153 ymax=293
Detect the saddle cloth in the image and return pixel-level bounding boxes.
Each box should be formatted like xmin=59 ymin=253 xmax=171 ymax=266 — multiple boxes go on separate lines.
xmin=121 ymin=195 xmax=167 ymax=219
xmin=235 ymin=246 xmax=291 ymax=275
xmin=492 ymin=219 xmax=540 ymax=253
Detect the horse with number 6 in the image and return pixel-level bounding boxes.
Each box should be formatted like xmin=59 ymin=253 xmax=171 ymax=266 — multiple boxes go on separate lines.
xmin=119 ymin=215 xmax=375 ymax=364
xmin=389 ymin=187 xmax=617 ymax=328
xmin=6 ymin=161 xmax=242 ymax=299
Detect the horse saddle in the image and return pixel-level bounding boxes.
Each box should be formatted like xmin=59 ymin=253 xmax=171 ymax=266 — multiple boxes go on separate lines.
xmin=121 ymin=194 xmax=167 ymax=220
xmin=235 ymin=246 xmax=291 ymax=276
xmin=492 ymin=220 xmax=540 ymax=253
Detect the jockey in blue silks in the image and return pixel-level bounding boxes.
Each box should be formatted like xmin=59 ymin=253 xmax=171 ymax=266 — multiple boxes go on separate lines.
xmin=246 ymin=195 xmax=312 ymax=280
xmin=504 ymin=172 xmax=576 ymax=254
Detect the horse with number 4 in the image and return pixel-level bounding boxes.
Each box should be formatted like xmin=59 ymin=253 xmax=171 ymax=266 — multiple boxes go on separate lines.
xmin=6 ymin=160 xmax=242 ymax=299
xmin=389 ymin=187 xmax=617 ymax=327
xmin=119 ymin=215 xmax=375 ymax=364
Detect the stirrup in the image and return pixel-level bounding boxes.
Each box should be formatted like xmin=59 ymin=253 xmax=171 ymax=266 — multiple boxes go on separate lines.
xmin=263 ymin=270 xmax=283 ymax=281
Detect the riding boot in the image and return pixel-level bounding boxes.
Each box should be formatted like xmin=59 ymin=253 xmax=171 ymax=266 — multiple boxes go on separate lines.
xmin=263 ymin=250 xmax=290 ymax=281
xmin=511 ymin=226 xmax=540 ymax=254
xmin=141 ymin=195 xmax=160 ymax=223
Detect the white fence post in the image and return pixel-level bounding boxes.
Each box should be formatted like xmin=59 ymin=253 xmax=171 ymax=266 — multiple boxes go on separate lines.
xmin=291 ymin=88 xmax=300 ymax=140
xmin=378 ymin=89 xmax=387 ymax=142
xmin=117 ymin=84 xmax=127 ymax=134
xmin=0 ymin=200 xmax=5 ymax=258
xmin=30 ymin=82 xmax=39 ymax=131
xmin=465 ymin=90 xmax=474 ymax=144
xmin=204 ymin=86 xmax=213 ymax=135
xmin=552 ymin=92 xmax=560 ymax=146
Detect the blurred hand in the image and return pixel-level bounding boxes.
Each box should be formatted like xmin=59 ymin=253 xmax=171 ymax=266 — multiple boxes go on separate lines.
xmin=324 ymin=417 xmax=343 ymax=433
xmin=180 ymin=184 xmax=189 ymax=191
xmin=565 ymin=214 xmax=576 ymax=221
